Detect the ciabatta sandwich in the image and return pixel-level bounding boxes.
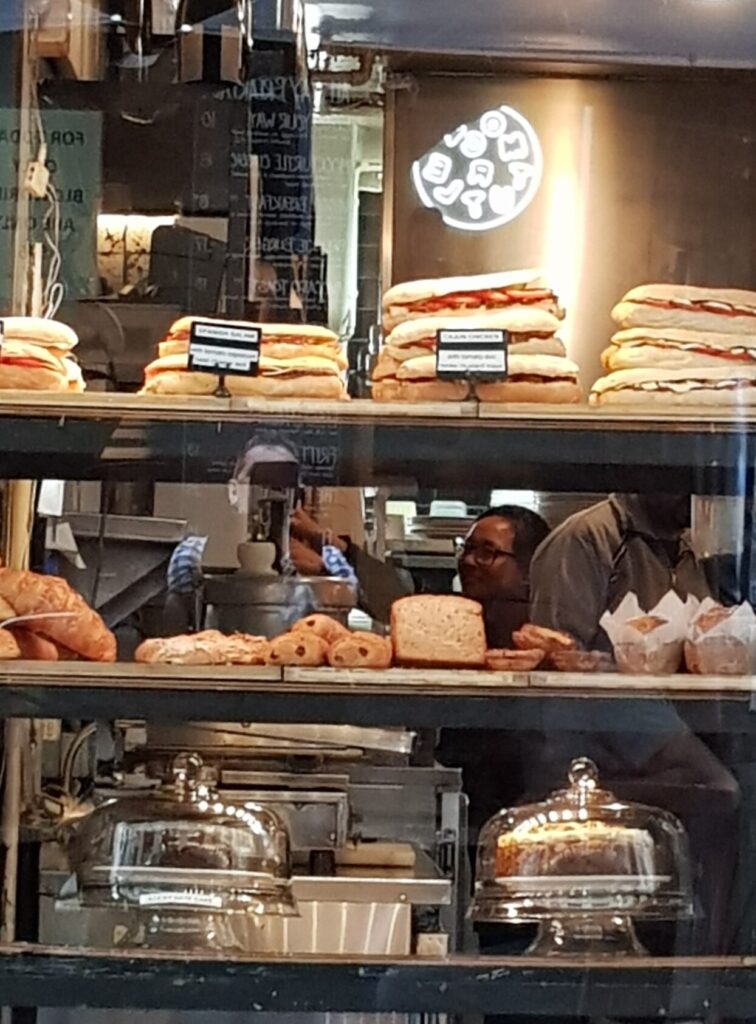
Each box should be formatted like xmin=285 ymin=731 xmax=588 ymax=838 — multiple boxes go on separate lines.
xmin=385 ymin=308 xmax=565 ymax=362
xmin=474 ymin=354 xmax=581 ymax=404
xmin=141 ymin=352 xmax=347 ymax=400
xmin=603 ymin=327 xmax=756 ymax=372
xmin=158 ymin=316 xmax=346 ymax=368
xmin=591 ymin=365 xmax=756 ymax=405
xmin=613 ymin=284 xmax=756 ymax=336
xmin=382 ymin=269 xmax=562 ymax=332
xmin=371 ymin=349 xmax=468 ymax=401
xmin=0 ymin=317 xmax=82 ymax=392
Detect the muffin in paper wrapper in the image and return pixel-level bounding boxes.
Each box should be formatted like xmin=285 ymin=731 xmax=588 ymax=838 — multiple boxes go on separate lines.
xmin=684 ymin=598 xmax=756 ymax=676
xmin=600 ymin=591 xmax=699 ymax=675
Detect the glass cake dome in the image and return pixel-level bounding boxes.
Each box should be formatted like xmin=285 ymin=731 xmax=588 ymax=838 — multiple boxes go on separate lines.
xmin=472 ymin=757 xmax=693 ymax=956
xmin=66 ymin=752 xmax=296 ymax=950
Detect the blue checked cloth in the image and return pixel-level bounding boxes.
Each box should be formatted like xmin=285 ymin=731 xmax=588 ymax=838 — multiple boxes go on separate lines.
xmin=167 ymin=535 xmax=208 ymax=595
xmin=322 ymin=544 xmax=358 ymax=587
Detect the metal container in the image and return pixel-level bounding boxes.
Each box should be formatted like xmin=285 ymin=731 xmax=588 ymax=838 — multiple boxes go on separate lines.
xmin=204 ymin=573 xmax=355 ymax=637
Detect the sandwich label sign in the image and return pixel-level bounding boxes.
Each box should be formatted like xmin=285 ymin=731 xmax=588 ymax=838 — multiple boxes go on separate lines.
xmin=188 ymin=320 xmax=261 ymax=375
xmin=436 ymin=328 xmax=508 ymax=379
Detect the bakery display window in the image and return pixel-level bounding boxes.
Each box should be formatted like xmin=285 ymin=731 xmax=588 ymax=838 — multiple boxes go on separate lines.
xmin=3 ymin=0 xmax=756 ymax=1018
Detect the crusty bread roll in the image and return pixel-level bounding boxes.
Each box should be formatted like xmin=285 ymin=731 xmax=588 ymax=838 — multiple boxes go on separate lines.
xmin=474 ymin=380 xmax=581 ymax=403
xmin=266 ymin=631 xmax=329 ymax=667
xmin=328 ymin=631 xmax=393 ymax=669
xmin=0 ymin=628 xmax=21 ymax=659
xmin=391 ymin=595 xmax=486 ymax=668
xmin=512 ymin=624 xmax=576 ymax=656
xmin=372 ymin=379 xmax=470 ymax=402
xmin=485 ymin=648 xmax=545 ymax=671
xmin=0 ymin=569 xmax=115 ymax=661
xmin=291 ymin=614 xmax=350 ymax=645
xmin=9 ymin=629 xmax=60 ymax=660
xmin=134 ymin=630 xmax=269 ymax=665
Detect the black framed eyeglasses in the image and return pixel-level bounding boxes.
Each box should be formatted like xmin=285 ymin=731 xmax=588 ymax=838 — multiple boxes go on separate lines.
xmin=455 ymin=539 xmax=517 ymax=567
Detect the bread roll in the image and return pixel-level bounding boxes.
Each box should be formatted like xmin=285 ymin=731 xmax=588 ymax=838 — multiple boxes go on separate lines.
xmin=0 ymin=628 xmax=20 ymax=659
xmin=512 ymin=624 xmax=576 ymax=655
xmin=391 ymin=595 xmax=486 ymax=668
xmin=328 ymin=632 xmax=393 ymax=669
xmin=266 ymin=631 xmax=329 ymax=667
xmin=485 ymin=648 xmax=545 ymax=671
xmin=291 ymin=614 xmax=350 ymax=645
xmin=0 ymin=569 xmax=115 ymax=662
xmin=134 ymin=630 xmax=269 ymax=665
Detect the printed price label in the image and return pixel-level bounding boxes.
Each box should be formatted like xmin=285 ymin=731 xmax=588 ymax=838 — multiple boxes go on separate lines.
xmin=138 ymin=891 xmax=223 ymax=910
xmin=436 ymin=328 xmax=508 ymax=380
xmin=188 ymin=320 xmax=260 ymax=376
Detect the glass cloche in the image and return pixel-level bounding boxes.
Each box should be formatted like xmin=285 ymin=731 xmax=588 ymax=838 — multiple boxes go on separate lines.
xmin=66 ymin=752 xmax=296 ymax=950
xmin=472 ymin=757 xmax=693 ymax=956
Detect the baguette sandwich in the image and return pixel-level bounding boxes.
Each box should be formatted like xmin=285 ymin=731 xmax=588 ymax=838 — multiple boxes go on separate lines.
xmin=382 ymin=270 xmax=562 ymax=332
xmin=591 ymin=365 xmax=756 ymax=405
xmin=612 ymin=284 xmax=756 ymax=336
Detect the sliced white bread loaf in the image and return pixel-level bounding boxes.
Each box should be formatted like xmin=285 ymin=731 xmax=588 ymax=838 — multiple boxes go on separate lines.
xmin=390 ymin=595 xmax=486 ymax=669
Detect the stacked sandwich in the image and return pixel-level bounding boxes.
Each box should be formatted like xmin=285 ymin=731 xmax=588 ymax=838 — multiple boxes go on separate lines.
xmin=374 ymin=270 xmax=581 ymax=403
xmin=591 ymin=283 xmax=756 ymax=406
xmin=141 ymin=316 xmax=348 ymax=400
xmin=0 ymin=317 xmax=84 ymax=392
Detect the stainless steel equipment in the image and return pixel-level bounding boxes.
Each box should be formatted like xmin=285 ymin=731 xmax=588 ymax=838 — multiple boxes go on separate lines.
xmin=39 ymin=723 xmax=463 ymax=957
xmin=205 ymin=573 xmax=355 ymax=636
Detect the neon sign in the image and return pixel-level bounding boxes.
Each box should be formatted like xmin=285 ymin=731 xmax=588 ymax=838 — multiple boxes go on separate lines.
xmin=411 ymin=105 xmax=543 ymax=232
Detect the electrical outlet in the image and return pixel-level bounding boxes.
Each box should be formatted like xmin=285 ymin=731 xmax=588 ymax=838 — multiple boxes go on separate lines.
xmin=24 ymin=160 xmax=50 ymax=199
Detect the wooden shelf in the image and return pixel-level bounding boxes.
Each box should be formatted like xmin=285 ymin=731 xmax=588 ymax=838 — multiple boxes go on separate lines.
xmin=0 ymin=393 xmax=751 ymax=490
xmin=0 ymin=946 xmax=754 ymax=1015
xmin=0 ymin=663 xmax=754 ymax=731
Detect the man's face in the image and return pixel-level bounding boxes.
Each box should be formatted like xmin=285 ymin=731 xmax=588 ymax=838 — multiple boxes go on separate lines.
xmin=458 ymin=517 xmax=526 ymax=604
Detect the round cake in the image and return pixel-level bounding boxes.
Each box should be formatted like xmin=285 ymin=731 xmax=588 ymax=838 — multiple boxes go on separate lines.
xmin=495 ymin=819 xmax=657 ymax=879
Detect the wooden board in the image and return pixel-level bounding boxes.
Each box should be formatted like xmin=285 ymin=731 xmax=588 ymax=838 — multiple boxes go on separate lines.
xmin=0 ymin=392 xmax=231 ymax=415
xmin=285 ymin=666 xmax=527 ymax=690
xmin=0 ymin=661 xmax=281 ymax=688
xmin=530 ymin=670 xmax=756 ymax=696
xmin=229 ymin=397 xmax=477 ymax=418
xmin=478 ymin=401 xmax=756 ymax=427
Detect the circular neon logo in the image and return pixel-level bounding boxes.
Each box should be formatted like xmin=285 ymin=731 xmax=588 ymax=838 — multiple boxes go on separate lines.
xmin=411 ymin=105 xmax=543 ymax=232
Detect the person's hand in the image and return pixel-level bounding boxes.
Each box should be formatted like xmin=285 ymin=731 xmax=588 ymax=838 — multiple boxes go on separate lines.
xmin=290 ymin=505 xmax=323 ymax=550
xmin=289 ymin=537 xmax=325 ymax=577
